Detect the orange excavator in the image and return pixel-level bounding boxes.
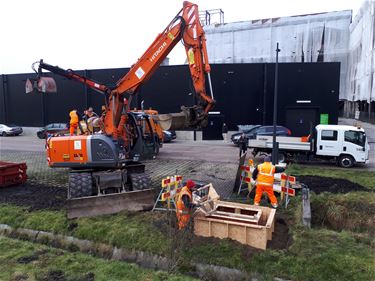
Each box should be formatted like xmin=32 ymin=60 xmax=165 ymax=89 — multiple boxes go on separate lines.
xmin=26 ymin=1 xmax=215 ymax=218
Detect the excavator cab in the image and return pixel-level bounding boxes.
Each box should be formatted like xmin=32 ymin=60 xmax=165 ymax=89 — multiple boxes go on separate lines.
xmin=129 ymin=112 xmax=160 ymax=160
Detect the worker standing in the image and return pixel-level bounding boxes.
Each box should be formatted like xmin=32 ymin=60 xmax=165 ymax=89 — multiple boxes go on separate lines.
xmin=83 ymin=107 xmax=98 ymax=134
xmin=238 ymin=133 xmax=248 ymax=158
xmin=176 ymin=179 xmax=197 ymax=230
xmin=222 ymin=123 xmax=228 ymax=142
xmin=69 ymin=109 xmax=79 ymax=136
xmin=252 ymin=156 xmax=285 ymax=208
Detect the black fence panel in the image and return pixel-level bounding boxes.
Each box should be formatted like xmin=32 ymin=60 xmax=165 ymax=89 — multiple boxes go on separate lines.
xmin=0 ymin=63 xmax=340 ymax=136
xmin=264 ymin=63 xmax=340 ymax=135
xmin=5 ymin=73 xmax=44 ymax=127
xmin=209 ymin=63 xmax=265 ymax=130
xmin=0 ymin=75 xmax=5 ymax=124
xmin=139 ymin=65 xmax=194 ymax=113
xmin=44 ymin=73 xmax=87 ymax=125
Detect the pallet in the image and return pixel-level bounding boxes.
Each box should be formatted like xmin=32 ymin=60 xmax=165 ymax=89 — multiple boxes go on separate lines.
xmin=194 ymin=200 xmax=276 ymax=250
xmin=0 ymin=161 xmax=27 ymax=187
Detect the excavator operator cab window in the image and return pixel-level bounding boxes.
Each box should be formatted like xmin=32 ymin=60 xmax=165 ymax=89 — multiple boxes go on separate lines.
xmin=133 ymin=114 xmax=153 ymax=142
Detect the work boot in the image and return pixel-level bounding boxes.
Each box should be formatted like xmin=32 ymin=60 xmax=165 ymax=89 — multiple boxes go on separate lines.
xmin=271 ymin=203 xmax=278 ymax=209
xmin=254 ymin=202 xmax=260 ymax=206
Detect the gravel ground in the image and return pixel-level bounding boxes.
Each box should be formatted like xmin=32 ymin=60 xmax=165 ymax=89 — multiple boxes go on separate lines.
xmin=0 ymin=150 xmax=238 ymax=199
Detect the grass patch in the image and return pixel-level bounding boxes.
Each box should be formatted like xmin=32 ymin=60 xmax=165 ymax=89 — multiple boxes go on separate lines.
xmin=0 ymin=236 xmax=197 ymax=281
xmin=0 ymin=204 xmax=69 ymax=234
xmin=311 ymin=192 xmax=375 ymax=233
xmin=286 ymin=164 xmax=375 ymax=189
xmin=74 ymin=211 xmax=169 ymax=255
xmin=0 ymin=204 xmax=168 ymax=255
xmin=0 ymin=200 xmax=374 ymax=281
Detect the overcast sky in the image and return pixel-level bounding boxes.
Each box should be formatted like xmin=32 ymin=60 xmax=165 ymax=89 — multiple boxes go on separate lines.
xmin=0 ymin=0 xmax=365 ymax=74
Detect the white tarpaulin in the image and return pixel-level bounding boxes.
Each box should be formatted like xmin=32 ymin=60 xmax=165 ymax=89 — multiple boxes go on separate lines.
xmin=204 ymin=11 xmax=352 ymax=100
xmin=348 ymin=1 xmax=375 ymax=102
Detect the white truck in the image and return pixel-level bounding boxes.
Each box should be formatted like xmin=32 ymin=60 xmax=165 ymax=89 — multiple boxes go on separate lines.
xmin=248 ymin=124 xmax=370 ymax=168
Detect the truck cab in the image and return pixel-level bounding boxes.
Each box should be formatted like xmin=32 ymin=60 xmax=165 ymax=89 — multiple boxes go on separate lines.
xmin=315 ymin=125 xmax=369 ymax=167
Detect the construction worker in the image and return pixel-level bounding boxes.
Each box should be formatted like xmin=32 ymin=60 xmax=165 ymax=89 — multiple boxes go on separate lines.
xmin=176 ymin=179 xmax=197 ymax=230
xmin=252 ymin=156 xmax=285 ymax=208
xmin=83 ymin=107 xmax=98 ymax=119
xmin=69 ymin=109 xmax=79 ymax=136
xmin=82 ymin=107 xmax=99 ymax=134
xmin=222 ymin=123 xmax=228 ymax=142
xmin=238 ymin=133 xmax=248 ymax=157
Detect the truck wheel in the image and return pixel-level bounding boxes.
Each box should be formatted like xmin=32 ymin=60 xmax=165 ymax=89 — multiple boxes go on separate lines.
xmin=130 ymin=173 xmax=151 ymax=191
xmin=37 ymin=132 xmax=45 ymax=139
xmin=153 ymin=138 xmax=160 ymax=155
xmin=278 ymin=152 xmax=286 ymax=163
xmin=69 ymin=172 xmax=93 ymax=198
xmin=338 ymin=155 xmax=355 ymax=168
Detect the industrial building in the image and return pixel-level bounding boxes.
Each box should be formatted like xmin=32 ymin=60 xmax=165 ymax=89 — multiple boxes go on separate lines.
xmin=202 ymin=0 xmax=375 ymax=122
xmin=1 ymin=1 xmax=374 ymax=136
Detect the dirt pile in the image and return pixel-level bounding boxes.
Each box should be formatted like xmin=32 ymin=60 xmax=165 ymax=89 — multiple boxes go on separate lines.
xmin=298 ymin=175 xmax=370 ymax=194
xmin=0 ymin=183 xmax=66 ymax=210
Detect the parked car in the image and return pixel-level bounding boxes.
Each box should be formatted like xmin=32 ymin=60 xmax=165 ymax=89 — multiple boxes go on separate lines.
xmin=163 ymin=130 xmax=176 ymax=143
xmin=37 ymin=123 xmax=68 ymax=139
xmin=231 ymin=125 xmax=291 ymax=145
xmin=0 ymin=124 xmax=23 ymax=136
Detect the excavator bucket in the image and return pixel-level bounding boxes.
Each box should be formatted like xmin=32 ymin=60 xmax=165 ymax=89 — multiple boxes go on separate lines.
xmin=25 ymin=77 xmax=57 ymax=94
xmin=154 ymin=105 xmax=208 ymax=130
xmin=154 ymin=112 xmax=188 ymax=130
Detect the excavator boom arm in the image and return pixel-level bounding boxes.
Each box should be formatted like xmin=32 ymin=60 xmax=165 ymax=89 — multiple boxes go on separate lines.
xmin=114 ymin=1 xmax=214 ymax=113
xmin=33 ymin=60 xmax=110 ymax=95
xmin=27 ymin=1 xmax=215 ymax=135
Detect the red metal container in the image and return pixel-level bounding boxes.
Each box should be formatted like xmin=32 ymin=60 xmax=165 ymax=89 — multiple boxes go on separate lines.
xmin=0 ymin=161 xmax=27 ymax=187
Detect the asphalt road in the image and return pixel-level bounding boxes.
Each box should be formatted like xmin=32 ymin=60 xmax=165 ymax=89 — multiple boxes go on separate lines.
xmin=0 ymin=129 xmax=240 ymax=164
xmin=1 ymin=121 xmax=374 ymax=169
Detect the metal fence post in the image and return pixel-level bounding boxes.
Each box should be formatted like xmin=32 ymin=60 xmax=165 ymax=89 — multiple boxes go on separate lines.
xmin=302 ymin=185 xmax=311 ymax=228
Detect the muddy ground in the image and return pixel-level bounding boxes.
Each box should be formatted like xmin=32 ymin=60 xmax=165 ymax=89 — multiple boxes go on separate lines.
xmin=0 ymin=182 xmax=66 ymax=211
xmin=0 ymin=175 xmax=369 ymax=211
xmin=297 ymin=175 xmax=370 ymax=194
xmin=0 ymin=175 xmax=369 ymax=255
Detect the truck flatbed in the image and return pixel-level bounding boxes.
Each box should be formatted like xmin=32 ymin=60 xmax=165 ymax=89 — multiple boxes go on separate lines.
xmin=248 ymin=136 xmax=311 ymax=152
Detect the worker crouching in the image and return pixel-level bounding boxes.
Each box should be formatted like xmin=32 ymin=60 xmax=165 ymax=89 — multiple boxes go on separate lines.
xmin=176 ymin=179 xmax=197 ymax=230
xmin=252 ymin=156 xmax=285 ymax=208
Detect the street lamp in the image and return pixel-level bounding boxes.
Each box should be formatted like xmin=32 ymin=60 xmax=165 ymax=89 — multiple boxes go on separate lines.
xmin=272 ymin=42 xmax=281 ymax=165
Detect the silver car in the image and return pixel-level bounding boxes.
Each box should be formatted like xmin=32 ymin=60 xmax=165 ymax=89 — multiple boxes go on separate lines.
xmin=0 ymin=124 xmax=23 ymax=136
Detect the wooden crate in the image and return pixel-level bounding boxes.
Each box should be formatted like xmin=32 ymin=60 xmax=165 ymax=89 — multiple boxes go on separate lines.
xmin=194 ymin=201 xmax=276 ymax=250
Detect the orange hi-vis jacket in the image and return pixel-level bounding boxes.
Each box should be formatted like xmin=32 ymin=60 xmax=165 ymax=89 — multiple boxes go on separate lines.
xmin=256 ymin=162 xmax=276 ymax=187
xmin=69 ymin=110 xmax=79 ymax=124
xmin=175 ymin=186 xmax=192 ymax=229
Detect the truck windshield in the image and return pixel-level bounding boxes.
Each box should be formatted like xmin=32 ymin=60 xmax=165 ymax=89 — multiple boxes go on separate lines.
xmin=344 ymin=130 xmax=366 ymax=147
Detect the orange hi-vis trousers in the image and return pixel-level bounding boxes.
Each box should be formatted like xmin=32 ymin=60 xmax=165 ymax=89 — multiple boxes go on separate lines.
xmin=176 ymin=210 xmax=190 ymax=230
xmin=254 ymin=184 xmax=277 ymax=205
xmin=70 ymin=123 xmax=78 ymax=136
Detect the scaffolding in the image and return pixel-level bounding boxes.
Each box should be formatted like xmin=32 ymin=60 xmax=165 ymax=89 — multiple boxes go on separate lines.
xmin=199 ymin=9 xmax=224 ymax=26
